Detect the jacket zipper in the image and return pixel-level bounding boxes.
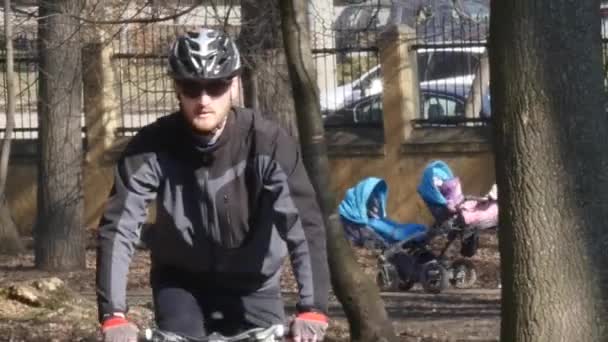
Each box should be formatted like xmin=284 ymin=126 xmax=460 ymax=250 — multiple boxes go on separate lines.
xmin=224 ymin=195 xmax=231 ymax=226
xmin=202 ymin=169 xmax=216 ymax=272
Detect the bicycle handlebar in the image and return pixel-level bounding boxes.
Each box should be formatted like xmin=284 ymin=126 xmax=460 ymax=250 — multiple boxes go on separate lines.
xmin=140 ymin=324 xmax=285 ymax=342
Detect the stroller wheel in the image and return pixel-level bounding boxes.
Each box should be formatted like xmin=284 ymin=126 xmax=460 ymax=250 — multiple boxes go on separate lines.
xmin=376 ymin=265 xmax=400 ymax=292
xmin=398 ymin=279 xmax=415 ymax=291
xmin=420 ymin=260 xmax=449 ymax=294
xmin=450 ymin=259 xmax=477 ymax=289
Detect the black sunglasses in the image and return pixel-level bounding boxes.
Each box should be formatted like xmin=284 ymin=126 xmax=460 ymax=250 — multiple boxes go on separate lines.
xmin=176 ymin=79 xmax=232 ymax=98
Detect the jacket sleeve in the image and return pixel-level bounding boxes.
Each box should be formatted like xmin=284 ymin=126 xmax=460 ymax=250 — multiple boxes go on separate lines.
xmin=96 ymin=131 xmax=162 ymax=322
xmin=263 ymin=129 xmax=330 ymax=313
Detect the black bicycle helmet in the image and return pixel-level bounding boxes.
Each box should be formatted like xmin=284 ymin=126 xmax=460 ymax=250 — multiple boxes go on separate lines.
xmin=168 ymin=28 xmax=241 ymax=81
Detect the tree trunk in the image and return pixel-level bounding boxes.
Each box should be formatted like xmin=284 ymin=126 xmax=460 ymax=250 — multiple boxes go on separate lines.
xmin=256 ymin=50 xmax=298 ymax=138
xmin=279 ymin=1 xmax=397 ymax=341
xmin=35 ymin=0 xmax=86 ymax=271
xmin=239 ymin=0 xmax=299 ymax=138
xmin=0 ymin=0 xmax=23 ymax=255
xmin=0 ymin=196 xmax=22 ymax=255
xmin=490 ymin=1 xmax=608 ymax=341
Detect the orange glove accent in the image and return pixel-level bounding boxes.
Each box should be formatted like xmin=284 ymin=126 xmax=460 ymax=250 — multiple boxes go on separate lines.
xmin=296 ymin=311 xmax=329 ymax=323
xmin=102 ymin=316 xmax=130 ymax=331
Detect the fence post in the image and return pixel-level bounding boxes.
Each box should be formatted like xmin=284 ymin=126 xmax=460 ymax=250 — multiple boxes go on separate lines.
xmin=82 ymin=38 xmax=119 ymax=164
xmin=378 ymin=25 xmax=419 ymax=150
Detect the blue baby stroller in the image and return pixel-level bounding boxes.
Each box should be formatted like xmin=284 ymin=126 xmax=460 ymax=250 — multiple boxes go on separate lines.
xmin=339 ymin=177 xmax=458 ymax=293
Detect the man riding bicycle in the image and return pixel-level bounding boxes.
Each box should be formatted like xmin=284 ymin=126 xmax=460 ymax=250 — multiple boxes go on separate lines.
xmin=96 ymin=27 xmax=330 ymax=342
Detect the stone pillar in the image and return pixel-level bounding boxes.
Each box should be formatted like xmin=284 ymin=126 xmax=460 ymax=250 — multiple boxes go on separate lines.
xmin=308 ymin=0 xmax=337 ymax=106
xmin=378 ymin=25 xmax=419 ymax=150
xmin=82 ymin=28 xmax=121 ymax=228
xmin=82 ymin=38 xmax=119 ymax=164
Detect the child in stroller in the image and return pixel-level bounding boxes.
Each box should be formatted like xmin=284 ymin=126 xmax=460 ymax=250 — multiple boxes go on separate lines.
xmin=338 ymin=177 xmax=477 ymax=293
xmin=417 ymin=160 xmax=499 ymax=287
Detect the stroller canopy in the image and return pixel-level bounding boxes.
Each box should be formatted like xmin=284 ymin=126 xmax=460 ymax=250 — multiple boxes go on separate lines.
xmin=339 ymin=177 xmax=428 ymax=245
xmin=338 ymin=177 xmax=387 ymax=225
xmin=417 ymin=160 xmax=455 ymax=206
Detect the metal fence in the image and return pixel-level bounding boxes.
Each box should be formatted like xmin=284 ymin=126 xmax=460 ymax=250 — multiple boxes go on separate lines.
xmin=112 ymin=24 xmax=206 ymax=136
xmin=0 ymin=2 xmax=243 ymax=139
xmin=4 ymin=3 xmax=608 ymax=139
xmin=311 ymin=0 xmax=383 ymax=131
xmin=313 ymin=2 xmax=493 ymax=129
xmin=0 ymin=25 xmax=38 ymax=138
xmin=113 ymin=24 xmax=245 ymax=136
xmin=412 ymin=15 xmax=490 ymax=127
xmin=111 ymin=1 xmax=242 ymax=136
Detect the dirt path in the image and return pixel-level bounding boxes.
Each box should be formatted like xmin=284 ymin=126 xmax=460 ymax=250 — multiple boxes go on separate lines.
xmin=79 ymin=288 xmax=500 ymax=341
xmin=0 ymin=234 xmax=501 ymax=341
xmin=380 ymin=290 xmax=500 ymax=341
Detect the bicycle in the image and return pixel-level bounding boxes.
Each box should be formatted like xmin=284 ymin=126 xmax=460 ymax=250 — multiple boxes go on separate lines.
xmin=140 ymin=324 xmax=285 ymax=342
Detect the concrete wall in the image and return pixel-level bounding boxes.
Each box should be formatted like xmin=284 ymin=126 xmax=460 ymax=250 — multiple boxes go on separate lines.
xmin=6 ymin=142 xmax=494 ymax=234
xmin=5 ymin=24 xmax=495 ymax=233
xmin=6 ymin=156 xmax=37 ymax=233
xmin=7 ymin=143 xmax=134 ymax=234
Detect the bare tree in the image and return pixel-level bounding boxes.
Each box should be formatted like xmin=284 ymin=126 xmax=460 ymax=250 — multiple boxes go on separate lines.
xmin=238 ymin=0 xmax=299 ymax=138
xmin=279 ymin=1 xmax=397 ymax=341
xmin=490 ymin=0 xmax=608 ymax=340
xmin=35 ymin=0 xmax=86 ymax=270
xmin=0 ymin=0 xmax=23 ymax=255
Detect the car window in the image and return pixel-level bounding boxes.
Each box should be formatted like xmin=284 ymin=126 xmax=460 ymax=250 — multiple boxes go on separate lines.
xmin=353 ymin=66 xmax=381 ymax=90
xmin=418 ymin=51 xmax=482 ymax=81
xmin=354 ymin=96 xmax=383 ymax=124
xmin=422 ymin=94 xmax=464 ymax=119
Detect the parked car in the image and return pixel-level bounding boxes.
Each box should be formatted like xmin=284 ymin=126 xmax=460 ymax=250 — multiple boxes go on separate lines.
xmin=323 ymin=92 xmax=384 ymax=127
xmin=320 ymin=45 xmax=487 ymax=112
xmin=320 ymin=65 xmax=382 ymax=111
xmin=321 ymin=0 xmax=490 ymax=112
xmin=419 ymin=76 xmax=491 ymax=119
xmin=323 ymin=80 xmax=491 ymax=127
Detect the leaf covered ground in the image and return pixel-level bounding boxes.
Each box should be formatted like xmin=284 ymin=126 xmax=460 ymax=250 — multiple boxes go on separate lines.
xmin=0 ymin=231 xmax=500 ymax=341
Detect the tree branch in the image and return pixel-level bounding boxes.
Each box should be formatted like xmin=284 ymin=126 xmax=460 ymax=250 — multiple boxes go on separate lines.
xmin=10 ymin=4 xmax=36 ymax=18
xmin=74 ymin=1 xmax=202 ymax=25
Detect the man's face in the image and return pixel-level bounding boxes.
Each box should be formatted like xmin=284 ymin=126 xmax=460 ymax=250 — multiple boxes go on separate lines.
xmin=175 ymin=77 xmax=238 ymax=134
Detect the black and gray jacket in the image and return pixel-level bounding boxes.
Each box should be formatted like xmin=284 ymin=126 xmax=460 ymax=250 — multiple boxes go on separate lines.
xmin=96 ymin=108 xmax=329 ymax=321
